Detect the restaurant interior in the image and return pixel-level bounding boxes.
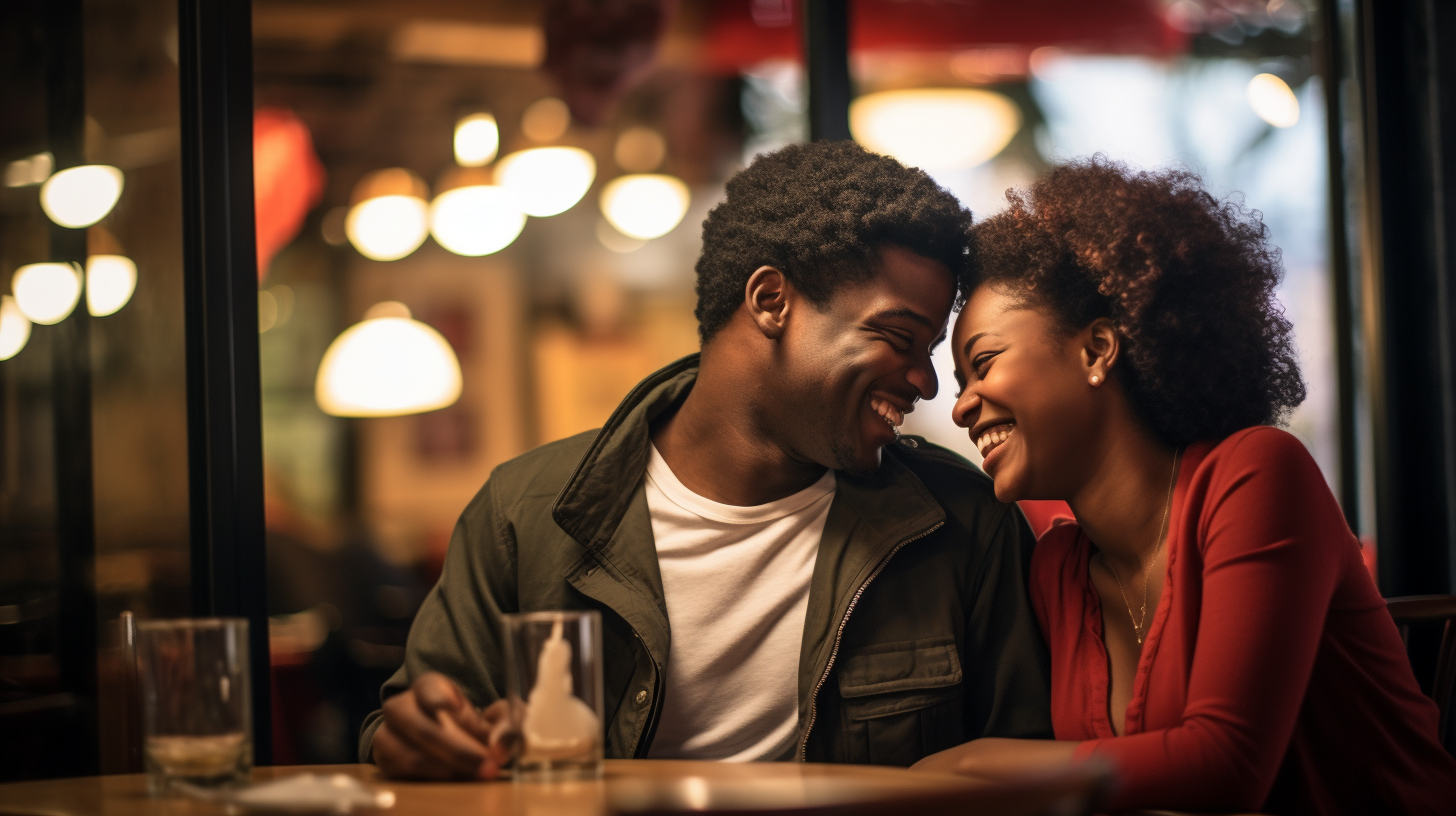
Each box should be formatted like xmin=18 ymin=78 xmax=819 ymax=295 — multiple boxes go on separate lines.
xmin=1 ymin=0 xmax=1454 ymax=808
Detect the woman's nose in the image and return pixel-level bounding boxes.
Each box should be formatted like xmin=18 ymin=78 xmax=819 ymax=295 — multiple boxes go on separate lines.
xmin=952 ymin=390 xmax=981 ymax=428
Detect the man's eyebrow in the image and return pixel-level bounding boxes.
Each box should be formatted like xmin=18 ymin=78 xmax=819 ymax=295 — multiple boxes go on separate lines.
xmin=870 ymin=307 xmax=935 ymax=329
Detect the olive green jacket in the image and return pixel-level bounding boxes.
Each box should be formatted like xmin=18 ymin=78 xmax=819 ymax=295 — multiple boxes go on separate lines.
xmin=360 ymin=354 xmax=1051 ymax=766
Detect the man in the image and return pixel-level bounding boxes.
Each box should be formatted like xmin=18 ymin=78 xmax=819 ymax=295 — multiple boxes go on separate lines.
xmin=362 ymin=141 xmax=1050 ymax=778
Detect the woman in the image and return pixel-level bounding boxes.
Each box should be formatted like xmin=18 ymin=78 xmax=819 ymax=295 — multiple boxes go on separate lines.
xmin=916 ymin=158 xmax=1456 ymax=814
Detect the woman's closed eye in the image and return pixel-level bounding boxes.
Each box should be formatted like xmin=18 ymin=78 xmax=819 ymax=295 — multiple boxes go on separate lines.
xmin=972 ymin=350 xmax=1001 ymax=379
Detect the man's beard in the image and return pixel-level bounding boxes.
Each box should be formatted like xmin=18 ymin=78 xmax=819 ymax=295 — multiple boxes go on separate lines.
xmin=829 ymin=434 xmax=880 ymax=477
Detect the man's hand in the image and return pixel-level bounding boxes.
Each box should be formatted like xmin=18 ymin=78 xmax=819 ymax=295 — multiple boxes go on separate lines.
xmin=371 ymin=672 xmax=518 ymax=780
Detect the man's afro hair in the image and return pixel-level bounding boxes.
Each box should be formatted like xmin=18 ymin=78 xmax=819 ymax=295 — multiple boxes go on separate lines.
xmin=694 ymin=141 xmax=973 ymax=343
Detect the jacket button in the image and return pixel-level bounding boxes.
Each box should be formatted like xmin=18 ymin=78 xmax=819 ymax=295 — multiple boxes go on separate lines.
xmin=586 ymin=566 xmax=598 ymax=577
xmin=635 ymin=690 xmax=648 ymax=706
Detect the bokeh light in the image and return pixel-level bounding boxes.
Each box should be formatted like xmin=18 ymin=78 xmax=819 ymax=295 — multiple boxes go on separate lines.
xmin=429 ymin=184 xmax=527 ymax=256
xmin=599 ymin=174 xmax=690 ymax=240
xmin=521 ymin=97 xmax=571 ymax=142
xmin=494 ymin=147 xmax=596 ymax=217
xmin=0 ymin=296 xmax=31 ymax=361
xmin=40 ymin=165 xmax=124 ymax=228
xmin=85 ymin=254 xmax=137 ymax=316
xmin=1246 ymin=73 xmax=1300 ymax=128
xmin=12 ymin=262 xmax=83 ymax=325
xmin=850 ymin=89 xmax=1021 ymax=169
xmin=614 ymin=127 xmax=667 ymax=172
xmin=454 ymin=113 xmax=500 ymax=167
xmin=315 ymin=302 xmax=463 ymax=417
xmin=346 ymin=195 xmax=430 ymax=261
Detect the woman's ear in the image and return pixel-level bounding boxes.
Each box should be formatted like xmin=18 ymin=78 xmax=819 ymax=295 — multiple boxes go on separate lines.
xmin=1082 ymin=318 xmax=1121 ymax=386
xmin=745 ymin=265 xmax=792 ymax=339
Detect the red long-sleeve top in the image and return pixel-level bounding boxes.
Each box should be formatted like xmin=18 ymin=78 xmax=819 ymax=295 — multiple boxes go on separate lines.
xmin=1031 ymin=427 xmax=1456 ymax=814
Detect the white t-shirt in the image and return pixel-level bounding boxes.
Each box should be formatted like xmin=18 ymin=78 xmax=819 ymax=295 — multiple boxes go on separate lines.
xmin=642 ymin=443 xmax=834 ymax=761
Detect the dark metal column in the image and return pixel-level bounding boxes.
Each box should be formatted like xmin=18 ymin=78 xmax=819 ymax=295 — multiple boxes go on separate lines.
xmin=1357 ymin=0 xmax=1456 ymax=596
xmin=1317 ymin=0 xmax=1362 ymax=533
xmin=46 ymin=0 xmax=99 ymax=777
xmin=803 ymin=0 xmax=852 ymax=142
xmin=177 ymin=0 xmax=272 ymax=762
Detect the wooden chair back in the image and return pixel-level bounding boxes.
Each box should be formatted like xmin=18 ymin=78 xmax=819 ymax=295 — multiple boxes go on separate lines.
xmin=1386 ymin=594 xmax=1456 ymax=751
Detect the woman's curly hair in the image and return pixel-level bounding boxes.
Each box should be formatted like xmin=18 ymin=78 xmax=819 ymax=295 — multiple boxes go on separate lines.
xmin=695 ymin=141 xmax=972 ymax=343
xmin=968 ymin=156 xmax=1306 ymax=446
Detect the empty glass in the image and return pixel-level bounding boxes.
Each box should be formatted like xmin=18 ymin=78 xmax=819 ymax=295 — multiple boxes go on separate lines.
xmin=502 ymin=610 xmax=605 ymax=781
xmin=137 ymin=618 xmax=252 ymax=793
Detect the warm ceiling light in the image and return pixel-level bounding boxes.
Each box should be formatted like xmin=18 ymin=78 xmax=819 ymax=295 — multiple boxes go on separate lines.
xmin=315 ymin=302 xmax=463 ymax=417
xmin=12 ymin=262 xmax=83 ymax=325
xmin=346 ymin=197 xmax=429 ymax=260
xmin=85 ymin=254 xmax=137 ymax=316
xmin=494 ymin=147 xmax=596 ymax=217
xmin=614 ymin=127 xmax=666 ymax=172
xmin=521 ymin=97 xmax=570 ymax=142
xmin=0 ymin=296 xmax=31 ymax=361
xmin=345 ymin=168 xmax=430 ymax=261
xmin=1247 ymin=73 xmax=1300 ymax=128
xmin=850 ymin=89 xmax=1021 ymax=169
xmin=454 ymin=113 xmax=500 ymax=167
xmin=40 ymin=165 xmax=124 ymax=228
xmin=599 ymin=174 xmax=690 ymax=240
xmin=429 ymin=185 xmax=526 ymax=256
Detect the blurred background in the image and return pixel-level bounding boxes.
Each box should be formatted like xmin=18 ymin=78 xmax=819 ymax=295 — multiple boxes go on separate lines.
xmin=1 ymin=0 xmax=1353 ymax=774
xmin=253 ymin=0 xmax=1339 ymax=764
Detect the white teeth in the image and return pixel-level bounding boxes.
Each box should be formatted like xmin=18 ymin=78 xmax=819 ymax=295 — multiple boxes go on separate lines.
xmin=869 ymin=397 xmax=904 ymax=428
xmin=974 ymin=423 xmax=1015 ymax=456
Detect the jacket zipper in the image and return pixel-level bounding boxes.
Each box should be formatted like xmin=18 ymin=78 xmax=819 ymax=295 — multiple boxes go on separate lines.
xmin=631 ymin=630 xmax=666 ymax=758
xmin=797 ymin=520 xmax=944 ymax=760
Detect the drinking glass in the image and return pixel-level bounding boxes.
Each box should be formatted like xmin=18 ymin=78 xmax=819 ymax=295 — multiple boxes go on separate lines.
xmin=137 ymin=618 xmax=252 ymax=793
xmin=502 ymin=610 xmax=604 ymax=781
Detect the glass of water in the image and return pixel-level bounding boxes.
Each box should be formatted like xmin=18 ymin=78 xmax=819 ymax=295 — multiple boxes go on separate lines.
xmin=502 ymin=610 xmax=604 ymax=782
xmin=137 ymin=618 xmax=252 ymax=793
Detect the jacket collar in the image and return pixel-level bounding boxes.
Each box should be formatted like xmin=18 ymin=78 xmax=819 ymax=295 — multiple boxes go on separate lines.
xmin=552 ymin=354 xmax=701 ymax=551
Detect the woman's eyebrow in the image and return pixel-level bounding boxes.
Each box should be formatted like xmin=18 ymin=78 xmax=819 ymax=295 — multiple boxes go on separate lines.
xmin=961 ymin=331 xmax=1001 ymax=358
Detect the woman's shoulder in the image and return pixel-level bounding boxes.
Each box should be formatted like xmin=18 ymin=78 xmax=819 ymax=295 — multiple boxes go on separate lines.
xmin=1189 ymin=425 xmax=1324 ymax=487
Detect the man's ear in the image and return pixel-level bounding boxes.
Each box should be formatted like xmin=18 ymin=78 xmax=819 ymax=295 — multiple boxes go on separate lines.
xmin=745 ymin=265 xmax=792 ymax=339
xmin=1081 ymin=318 xmax=1122 ymax=386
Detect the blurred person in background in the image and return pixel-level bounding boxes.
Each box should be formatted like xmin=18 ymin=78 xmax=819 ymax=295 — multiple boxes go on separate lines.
xmin=920 ymin=158 xmax=1456 ymax=815
xmin=361 ymin=141 xmax=1054 ymax=778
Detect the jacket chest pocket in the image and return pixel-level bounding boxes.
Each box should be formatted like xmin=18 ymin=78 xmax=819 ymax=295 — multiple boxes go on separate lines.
xmin=835 ymin=639 xmax=964 ymax=766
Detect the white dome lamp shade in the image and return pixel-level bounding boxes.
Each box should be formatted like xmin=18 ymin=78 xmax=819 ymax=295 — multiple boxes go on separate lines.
xmin=0 ymin=296 xmax=31 ymax=361
xmin=454 ymin=113 xmax=500 ymax=167
xmin=12 ymin=262 xmax=83 ymax=325
xmin=86 ymin=254 xmax=137 ymax=316
xmin=850 ymin=89 xmax=1022 ymax=170
xmin=493 ymin=147 xmax=596 ymax=217
xmin=40 ymin=165 xmax=124 ymax=228
xmin=600 ymin=174 xmax=690 ymax=240
xmin=428 ymin=167 xmax=527 ymax=257
xmin=345 ymin=168 xmax=430 ymax=261
xmin=315 ymin=301 xmax=463 ymax=417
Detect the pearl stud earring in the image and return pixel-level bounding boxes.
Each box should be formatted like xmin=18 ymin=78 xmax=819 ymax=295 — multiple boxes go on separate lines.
xmin=1090 ymin=374 xmax=1101 ymax=385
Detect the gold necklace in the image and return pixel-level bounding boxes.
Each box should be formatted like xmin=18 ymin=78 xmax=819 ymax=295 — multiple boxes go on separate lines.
xmin=1105 ymin=450 xmax=1181 ymax=645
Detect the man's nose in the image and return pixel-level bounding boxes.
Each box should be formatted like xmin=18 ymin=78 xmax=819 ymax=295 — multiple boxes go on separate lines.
xmin=907 ymin=354 xmax=938 ymax=401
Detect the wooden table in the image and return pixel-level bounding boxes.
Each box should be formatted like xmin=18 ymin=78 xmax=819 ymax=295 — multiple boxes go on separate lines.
xmin=0 ymin=760 xmax=1112 ymax=816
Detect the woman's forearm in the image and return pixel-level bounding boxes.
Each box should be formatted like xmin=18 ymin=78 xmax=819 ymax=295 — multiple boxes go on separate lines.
xmin=911 ymin=738 xmax=1081 ymax=781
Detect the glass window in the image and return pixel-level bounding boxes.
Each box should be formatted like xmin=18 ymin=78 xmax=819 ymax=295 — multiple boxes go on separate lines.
xmin=253 ymin=0 xmax=793 ymax=762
